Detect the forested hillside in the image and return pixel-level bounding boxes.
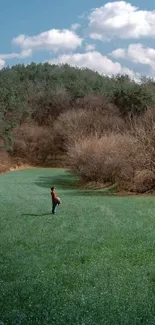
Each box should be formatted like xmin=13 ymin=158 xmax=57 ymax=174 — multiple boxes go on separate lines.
xmin=1 ymin=63 xmax=155 ymax=192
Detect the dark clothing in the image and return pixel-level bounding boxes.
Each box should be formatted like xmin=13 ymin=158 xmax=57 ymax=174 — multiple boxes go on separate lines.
xmin=51 ymin=189 xmax=59 ymax=214
xmin=52 ymin=201 xmax=58 ymax=214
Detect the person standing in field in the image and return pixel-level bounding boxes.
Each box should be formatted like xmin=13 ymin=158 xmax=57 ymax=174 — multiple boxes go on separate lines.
xmin=51 ymin=187 xmax=61 ymax=215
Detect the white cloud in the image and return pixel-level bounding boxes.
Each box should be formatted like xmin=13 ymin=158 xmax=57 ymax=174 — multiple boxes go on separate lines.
xmin=49 ymin=50 xmax=138 ymax=79
xmin=0 ymin=49 xmax=32 ymax=60
xmin=85 ymin=43 xmax=96 ymax=51
xmin=90 ymin=33 xmax=103 ymax=41
xmin=1 ymin=1 xmax=154 ymax=79
xmin=13 ymin=29 xmax=83 ymax=53
xmin=88 ymin=1 xmax=155 ymax=40
xmin=0 ymin=59 xmax=5 ymax=69
xmin=71 ymin=23 xmax=81 ymax=31
xmin=110 ymin=48 xmax=126 ymax=59
xmin=110 ymin=44 xmax=155 ymax=71
xmin=17 ymin=49 xmax=33 ymax=58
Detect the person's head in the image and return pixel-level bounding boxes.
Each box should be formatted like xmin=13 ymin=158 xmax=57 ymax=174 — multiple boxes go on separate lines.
xmin=51 ymin=187 xmax=55 ymax=191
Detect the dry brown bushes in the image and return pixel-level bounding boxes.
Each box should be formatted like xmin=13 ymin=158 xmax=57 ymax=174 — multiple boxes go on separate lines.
xmin=5 ymin=100 xmax=155 ymax=193
xmin=67 ymin=119 xmax=155 ymax=193
xmin=12 ymin=124 xmax=55 ymax=165
xmin=0 ymin=149 xmax=11 ymax=173
xmin=53 ymin=101 xmax=125 ymax=153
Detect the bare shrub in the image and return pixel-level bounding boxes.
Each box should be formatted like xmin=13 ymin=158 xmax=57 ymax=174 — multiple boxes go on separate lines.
xmin=12 ymin=124 xmax=55 ymax=165
xmin=53 ymin=104 xmax=125 ymax=153
xmin=133 ymin=170 xmax=155 ymax=193
xmin=0 ymin=150 xmax=11 ymax=173
xmin=74 ymin=95 xmax=112 ymax=111
xmin=68 ymin=132 xmax=155 ymax=192
xmin=130 ymin=108 xmax=155 ymax=164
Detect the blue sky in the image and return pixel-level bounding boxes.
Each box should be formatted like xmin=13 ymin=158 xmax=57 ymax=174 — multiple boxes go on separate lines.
xmin=0 ymin=0 xmax=155 ymax=79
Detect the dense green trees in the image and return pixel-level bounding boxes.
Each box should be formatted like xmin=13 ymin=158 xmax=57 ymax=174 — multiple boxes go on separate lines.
xmin=0 ymin=62 xmax=154 ymax=156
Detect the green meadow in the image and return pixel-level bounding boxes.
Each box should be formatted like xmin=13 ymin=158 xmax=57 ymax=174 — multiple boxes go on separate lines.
xmin=1 ymin=168 xmax=155 ymax=325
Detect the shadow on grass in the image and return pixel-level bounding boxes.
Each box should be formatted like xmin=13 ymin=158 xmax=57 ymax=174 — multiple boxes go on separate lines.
xmin=35 ymin=172 xmax=117 ymax=197
xmin=22 ymin=213 xmax=52 ymax=217
xmin=35 ymin=173 xmax=79 ymax=190
xmin=68 ymin=187 xmax=116 ymax=197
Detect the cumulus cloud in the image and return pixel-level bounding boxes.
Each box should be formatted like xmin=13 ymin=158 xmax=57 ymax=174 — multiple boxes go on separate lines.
xmin=71 ymin=23 xmax=81 ymax=31
xmin=110 ymin=48 xmax=126 ymax=59
xmin=90 ymin=33 xmax=103 ymax=41
xmin=49 ymin=50 xmax=138 ymax=79
xmin=0 ymin=59 xmax=5 ymax=69
xmin=0 ymin=29 xmax=82 ymax=64
xmin=85 ymin=43 xmax=96 ymax=51
xmin=0 ymin=49 xmax=32 ymax=60
xmin=110 ymin=44 xmax=155 ymax=71
xmin=88 ymin=1 xmax=155 ymax=40
xmin=13 ymin=29 xmax=83 ymax=53
xmin=1 ymin=1 xmax=154 ymax=79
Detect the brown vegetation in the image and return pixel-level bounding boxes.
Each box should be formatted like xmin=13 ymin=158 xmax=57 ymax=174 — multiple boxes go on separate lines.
xmin=0 ymin=149 xmax=11 ymax=173
xmin=1 ymin=63 xmax=155 ymax=193
xmin=12 ymin=125 xmax=54 ymax=164
xmin=53 ymin=101 xmax=125 ymax=152
xmin=2 ymin=101 xmax=155 ymax=193
xmin=67 ymin=109 xmax=155 ymax=193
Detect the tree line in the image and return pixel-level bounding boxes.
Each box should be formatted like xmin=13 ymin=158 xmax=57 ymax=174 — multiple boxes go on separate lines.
xmin=1 ymin=63 xmax=155 ymax=192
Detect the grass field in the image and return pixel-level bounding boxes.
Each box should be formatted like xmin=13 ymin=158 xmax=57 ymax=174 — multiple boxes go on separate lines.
xmin=1 ymin=168 xmax=155 ymax=324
